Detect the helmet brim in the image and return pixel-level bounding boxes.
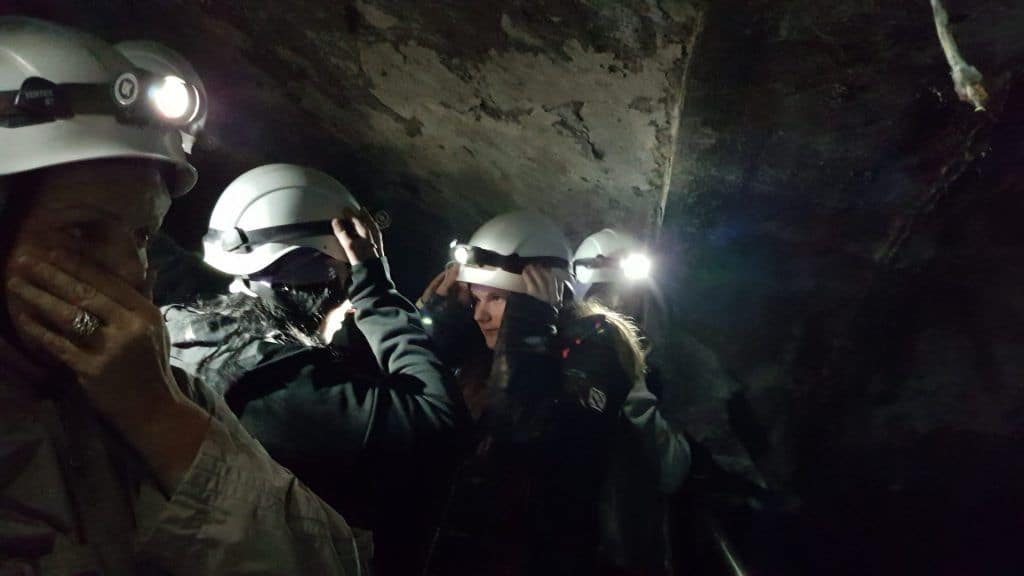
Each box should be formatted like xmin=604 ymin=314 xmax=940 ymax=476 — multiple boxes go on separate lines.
xmin=203 ymin=234 xmax=346 ymax=277
xmin=0 ymin=115 xmax=196 ymax=197
xmin=457 ymin=265 xmax=528 ymax=294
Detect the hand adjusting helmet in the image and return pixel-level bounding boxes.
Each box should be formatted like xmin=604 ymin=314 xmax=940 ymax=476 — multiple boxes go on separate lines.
xmin=0 ymin=17 xmax=198 ymax=196
xmin=203 ymin=163 xmax=361 ymax=288
xmin=573 ymin=228 xmax=651 ymax=291
xmin=453 ymin=210 xmax=572 ymax=295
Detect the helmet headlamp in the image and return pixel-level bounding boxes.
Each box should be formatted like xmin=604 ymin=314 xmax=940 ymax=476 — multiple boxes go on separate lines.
xmin=573 ymin=252 xmax=652 ymax=282
xmin=1 ymin=69 xmax=203 ymax=130
xmin=452 ymin=243 xmax=568 ymax=274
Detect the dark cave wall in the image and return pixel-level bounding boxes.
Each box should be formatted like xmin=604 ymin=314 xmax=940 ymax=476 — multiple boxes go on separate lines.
xmin=2 ymin=0 xmax=701 ymax=293
xmin=657 ymin=0 xmax=1024 ymax=571
xmin=4 ymin=1 xmax=1024 ymax=571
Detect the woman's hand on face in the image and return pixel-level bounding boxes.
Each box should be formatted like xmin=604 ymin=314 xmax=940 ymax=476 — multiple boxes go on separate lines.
xmin=522 ymin=264 xmax=563 ymax=306
xmin=332 ymin=208 xmax=382 ymax=266
xmin=5 ymin=246 xmax=208 ymax=491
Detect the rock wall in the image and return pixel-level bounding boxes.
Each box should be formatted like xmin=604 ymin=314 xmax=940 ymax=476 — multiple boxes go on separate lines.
xmin=658 ymin=1 xmax=1024 ymax=572
xmin=5 ymin=1 xmax=1024 ymax=571
xmin=3 ymin=0 xmax=701 ymax=289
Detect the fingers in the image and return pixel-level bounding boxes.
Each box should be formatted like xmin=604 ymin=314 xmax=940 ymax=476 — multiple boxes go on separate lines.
xmin=419 ymin=270 xmax=447 ymax=306
xmin=7 ymin=276 xmax=103 ymax=343
xmin=350 ymin=212 xmax=370 ymax=240
xmin=360 ymin=208 xmax=383 ymax=246
xmin=331 ymin=216 xmax=357 ymax=241
xmin=10 ymin=307 xmax=88 ymax=368
xmin=11 ymin=255 xmax=124 ymax=322
xmin=332 ymin=212 xmax=379 ymax=265
xmin=522 ymin=265 xmax=560 ymax=305
xmin=443 ymin=263 xmax=460 ymax=282
xmin=423 ymin=270 xmax=447 ymax=300
xmin=13 ymin=248 xmax=148 ymax=313
xmin=438 ymin=263 xmax=461 ymax=295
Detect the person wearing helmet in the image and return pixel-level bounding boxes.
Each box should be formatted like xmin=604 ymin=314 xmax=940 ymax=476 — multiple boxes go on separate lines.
xmin=575 ymin=228 xmax=691 ymax=576
xmin=417 ymin=211 xmax=641 ymax=575
xmin=113 ymin=38 xmax=230 ymax=306
xmin=115 ymin=40 xmax=208 ymax=155
xmin=162 ymin=163 xmax=468 ymax=576
xmin=0 ymin=17 xmax=370 ymax=574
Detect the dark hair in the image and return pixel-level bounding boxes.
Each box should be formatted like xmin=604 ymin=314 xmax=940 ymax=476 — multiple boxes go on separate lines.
xmin=186 ymin=281 xmax=344 ymax=374
xmin=564 ymin=299 xmax=647 ymax=383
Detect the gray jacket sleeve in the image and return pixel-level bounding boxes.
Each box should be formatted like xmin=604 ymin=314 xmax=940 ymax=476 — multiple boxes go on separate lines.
xmin=136 ymin=369 xmax=373 ymax=575
xmin=347 ymin=257 xmax=468 ymax=446
xmin=235 ymin=257 xmax=467 ymax=458
xmin=622 ymin=385 xmax=691 ymax=494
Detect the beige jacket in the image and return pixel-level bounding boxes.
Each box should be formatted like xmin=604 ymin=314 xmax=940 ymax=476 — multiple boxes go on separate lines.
xmin=0 ymin=336 xmax=372 ymax=575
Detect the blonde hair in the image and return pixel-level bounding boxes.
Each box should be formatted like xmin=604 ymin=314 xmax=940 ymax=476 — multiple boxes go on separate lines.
xmin=564 ymin=299 xmax=647 ymax=384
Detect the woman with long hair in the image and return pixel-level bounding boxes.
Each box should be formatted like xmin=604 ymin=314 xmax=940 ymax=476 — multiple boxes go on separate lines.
xmin=418 ymin=211 xmax=647 ymax=575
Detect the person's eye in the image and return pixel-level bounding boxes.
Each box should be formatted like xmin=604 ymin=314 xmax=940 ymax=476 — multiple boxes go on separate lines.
xmin=63 ymin=222 xmax=104 ymax=242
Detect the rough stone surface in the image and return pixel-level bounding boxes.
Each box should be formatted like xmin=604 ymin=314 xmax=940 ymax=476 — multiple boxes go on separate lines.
xmin=3 ymin=0 xmax=700 ymax=289
xmin=656 ymin=0 xmax=1024 ymax=572
xmin=5 ymin=1 xmax=1024 ymax=573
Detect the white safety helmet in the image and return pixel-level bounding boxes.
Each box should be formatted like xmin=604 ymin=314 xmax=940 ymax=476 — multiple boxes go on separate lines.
xmin=454 ymin=210 xmax=572 ymax=295
xmin=573 ymin=228 xmax=652 ymax=292
xmin=0 ymin=17 xmax=198 ymax=196
xmin=203 ymin=163 xmax=360 ymax=282
xmin=115 ymin=40 xmax=207 ymax=155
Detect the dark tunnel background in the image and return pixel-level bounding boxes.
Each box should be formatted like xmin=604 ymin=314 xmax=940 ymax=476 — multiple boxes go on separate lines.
xmin=4 ymin=1 xmax=1023 ymax=574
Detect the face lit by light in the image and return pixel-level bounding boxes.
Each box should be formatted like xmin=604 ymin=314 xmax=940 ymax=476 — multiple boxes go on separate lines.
xmin=320 ymin=299 xmax=353 ymax=342
xmin=620 ymin=252 xmax=651 ymax=280
xmin=454 ymin=245 xmax=470 ymax=265
xmin=470 ymin=284 xmax=508 ymax=350
xmin=151 ymin=75 xmax=191 ymax=120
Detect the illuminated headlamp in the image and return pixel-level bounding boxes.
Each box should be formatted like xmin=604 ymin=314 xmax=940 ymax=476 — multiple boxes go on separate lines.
xmin=451 ymin=244 xmax=568 ymax=273
xmin=620 ymin=252 xmax=652 ymax=280
xmin=574 ymin=252 xmax=652 ymax=282
xmin=0 ymin=70 xmax=203 ymax=129
xmin=453 ymin=243 xmax=470 ymax=265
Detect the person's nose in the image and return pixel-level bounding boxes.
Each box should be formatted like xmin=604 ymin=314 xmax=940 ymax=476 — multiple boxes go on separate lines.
xmin=474 ymin=302 xmax=490 ymax=325
xmin=92 ymin=229 xmax=148 ymax=292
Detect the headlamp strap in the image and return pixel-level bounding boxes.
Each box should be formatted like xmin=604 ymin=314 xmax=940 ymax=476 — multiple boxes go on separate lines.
xmin=1 ymin=71 xmax=199 ymax=129
xmin=573 ymin=255 xmax=617 ymax=273
xmin=464 ymin=246 xmax=568 ymax=274
xmin=206 ymin=221 xmax=336 ymax=253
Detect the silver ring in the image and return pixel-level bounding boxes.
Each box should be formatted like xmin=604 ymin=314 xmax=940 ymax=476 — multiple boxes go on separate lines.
xmin=71 ymin=310 xmax=102 ymax=339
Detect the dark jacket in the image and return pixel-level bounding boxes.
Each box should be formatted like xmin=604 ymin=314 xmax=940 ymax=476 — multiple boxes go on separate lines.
xmin=164 ymin=258 xmax=468 ymax=576
xmin=422 ymin=292 xmax=632 ymax=576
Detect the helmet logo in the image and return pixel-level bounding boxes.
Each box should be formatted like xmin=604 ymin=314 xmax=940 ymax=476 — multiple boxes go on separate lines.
xmin=114 ymin=72 xmax=140 ymax=106
xmin=373 ymin=209 xmax=392 ymax=230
